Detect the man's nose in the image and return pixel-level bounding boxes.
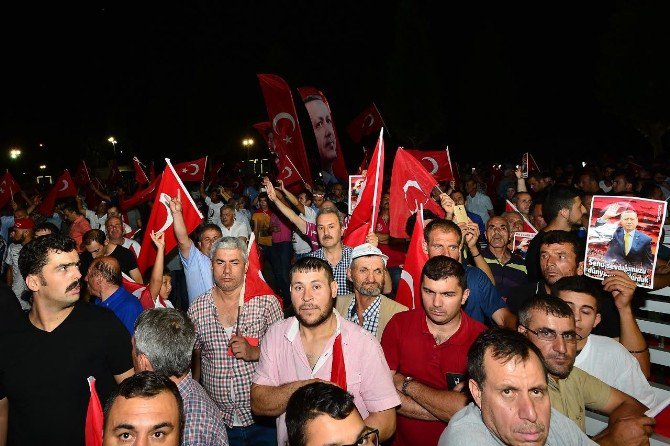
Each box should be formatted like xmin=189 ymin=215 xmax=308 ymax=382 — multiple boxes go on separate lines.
xmin=517 ymin=392 xmax=539 ymax=423
xmin=553 ymin=336 xmax=567 ymax=353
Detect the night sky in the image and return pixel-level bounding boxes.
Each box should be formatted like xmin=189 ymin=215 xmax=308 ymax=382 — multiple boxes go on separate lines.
xmin=3 ymin=1 xmax=669 ymax=179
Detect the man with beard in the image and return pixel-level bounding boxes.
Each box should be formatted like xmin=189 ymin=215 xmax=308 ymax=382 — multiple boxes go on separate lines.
xmin=440 ymin=328 xmax=597 ymax=446
xmin=187 ymin=237 xmax=282 ymax=446
xmin=336 ymin=243 xmax=407 ymax=341
xmin=251 ymin=257 xmax=399 ymax=446
xmin=482 ymin=217 xmax=528 ymax=299
xmin=381 ymin=256 xmax=486 ymax=446
xmin=517 ymin=296 xmax=653 ymax=444
xmin=0 ymin=234 xmax=134 ymax=445
xmin=5 ymin=218 xmax=34 ymax=309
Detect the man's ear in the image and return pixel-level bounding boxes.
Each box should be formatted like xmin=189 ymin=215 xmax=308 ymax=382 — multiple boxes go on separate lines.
xmin=593 ymin=313 xmax=602 ymax=329
xmin=559 ymin=208 xmax=569 ymax=221
xmin=576 ymin=261 xmax=584 ymax=275
xmin=469 ymin=379 xmax=482 ymax=407
xmin=422 ymin=240 xmax=428 ymax=255
xmin=26 ymin=274 xmax=40 ymax=292
xmin=136 ymin=353 xmax=154 ymax=372
xmin=461 ymin=289 xmax=470 ymax=306
xmin=330 ymin=280 xmax=338 ymax=298
xmin=346 ymin=267 xmax=352 ymax=282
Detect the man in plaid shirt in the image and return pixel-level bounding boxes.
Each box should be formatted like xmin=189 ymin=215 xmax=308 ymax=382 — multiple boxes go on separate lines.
xmin=187 ymin=236 xmax=283 ymax=446
xmin=133 ymin=308 xmax=229 ymax=446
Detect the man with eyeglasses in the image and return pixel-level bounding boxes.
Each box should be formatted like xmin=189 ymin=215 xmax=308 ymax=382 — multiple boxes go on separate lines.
xmin=286 ymin=382 xmax=380 ymax=446
xmin=517 ymin=295 xmax=653 ymax=441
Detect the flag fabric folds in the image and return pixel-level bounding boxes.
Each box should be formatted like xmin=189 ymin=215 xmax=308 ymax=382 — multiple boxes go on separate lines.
xmin=395 ymin=207 xmax=427 ymax=310
xmin=120 ymin=174 xmax=162 ymax=211
xmin=505 ymin=200 xmax=538 ymax=234
xmin=244 ymin=233 xmax=281 ymax=305
xmin=0 ymin=170 xmax=21 ymax=209
xmin=173 ymin=157 xmax=207 ymax=182
xmin=84 ymin=376 xmax=103 ymax=446
xmin=75 ymin=161 xmax=91 ymax=186
xmin=136 ymin=159 xmax=203 ymax=273
xmin=406 ymin=149 xmax=455 ymax=183
xmin=346 ymin=103 xmax=385 ymax=144
xmin=36 ymin=170 xmax=77 ymax=216
xmin=133 ymin=157 xmax=149 ymax=185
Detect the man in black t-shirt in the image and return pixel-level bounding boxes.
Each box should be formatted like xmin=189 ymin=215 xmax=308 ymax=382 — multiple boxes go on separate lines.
xmin=80 ymin=229 xmax=143 ymax=283
xmin=0 ymin=235 xmax=134 ymax=446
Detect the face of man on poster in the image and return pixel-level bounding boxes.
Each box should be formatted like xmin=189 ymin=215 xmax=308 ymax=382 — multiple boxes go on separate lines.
xmin=305 ymin=97 xmax=337 ymax=169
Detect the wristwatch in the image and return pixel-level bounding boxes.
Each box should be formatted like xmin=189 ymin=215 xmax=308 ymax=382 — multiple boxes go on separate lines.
xmin=401 ymin=376 xmax=413 ymax=395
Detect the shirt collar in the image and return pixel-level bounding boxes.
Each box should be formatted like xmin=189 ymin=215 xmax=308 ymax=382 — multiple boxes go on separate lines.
xmin=285 ymin=309 xmax=343 ymax=342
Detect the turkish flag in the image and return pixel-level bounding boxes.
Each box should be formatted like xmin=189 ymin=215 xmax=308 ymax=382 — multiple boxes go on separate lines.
xmin=84 ymin=376 xmax=103 ymax=446
xmin=121 ymin=272 xmax=171 ymax=309
xmin=257 ymin=74 xmax=313 ymax=185
xmin=75 ymin=160 xmax=91 ymax=186
xmin=505 ymin=200 xmax=538 ymax=234
xmin=298 ymin=86 xmax=349 ymax=183
xmin=521 ymin=152 xmax=540 ymax=178
xmin=395 ymin=207 xmax=427 ymax=309
xmin=330 ymin=334 xmax=347 ymax=389
xmin=136 ymin=159 xmax=203 ymax=274
xmin=133 ymin=157 xmax=149 ymax=185
xmin=406 ymin=149 xmax=455 ymax=182
xmin=208 ymin=161 xmax=223 ymax=184
xmin=244 ymin=233 xmax=281 ymax=305
xmin=173 ymin=157 xmax=207 ymax=182
xmin=36 ymin=170 xmax=78 ymax=216
xmin=120 ymin=174 xmax=162 ymax=210
xmin=389 ymin=149 xmax=445 ymax=239
xmin=343 ymin=129 xmax=384 ymax=246
xmin=0 ymin=170 xmax=20 ymax=209
xmin=253 ymin=121 xmax=273 ymax=150
xmin=276 ymin=155 xmax=305 ymax=189
xmin=347 ymin=103 xmax=385 ymax=144
xmin=106 ymin=162 xmax=122 ymax=186
xmin=85 ymin=177 xmax=105 ymax=210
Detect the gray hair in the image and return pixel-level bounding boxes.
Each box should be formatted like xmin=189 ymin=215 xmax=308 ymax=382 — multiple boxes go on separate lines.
xmin=210 ymin=236 xmax=248 ymax=262
xmin=134 ymin=309 xmax=196 ymax=377
xmin=316 ymin=206 xmax=343 ymax=227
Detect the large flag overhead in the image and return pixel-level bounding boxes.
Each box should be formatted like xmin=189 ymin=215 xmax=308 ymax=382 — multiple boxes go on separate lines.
xmin=133 ymin=157 xmax=149 ymax=185
xmin=173 ymin=157 xmax=207 ymax=182
xmin=347 ymin=103 xmax=385 ymax=144
xmin=406 ymin=148 xmax=455 ymax=183
xmin=136 ymin=159 xmax=203 ymax=273
xmin=298 ymin=86 xmax=348 ymax=183
xmin=395 ymin=206 xmax=427 ymax=310
xmin=505 ymin=200 xmax=538 ymax=234
xmin=36 ymin=170 xmax=78 ymax=216
xmin=257 ymin=74 xmax=313 ymax=185
xmin=389 ymin=148 xmax=445 ymax=239
xmin=343 ymin=129 xmax=384 ymax=246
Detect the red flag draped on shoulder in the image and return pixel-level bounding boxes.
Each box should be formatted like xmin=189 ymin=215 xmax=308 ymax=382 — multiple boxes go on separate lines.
xmin=133 ymin=157 xmax=149 ymax=185
xmin=347 ymin=103 xmax=385 ymax=144
xmin=244 ymin=233 xmax=281 ymax=305
xmin=257 ymin=74 xmax=313 ymax=185
xmin=298 ymin=86 xmax=349 ymax=183
xmin=173 ymin=157 xmax=207 ymax=182
xmin=505 ymin=200 xmax=538 ymax=234
xmin=0 ymin=170 xmax=21 ymax=209
xmin=136 ymin=159 xmax=203 ymax=274
xmin=343 ymin=129 xmax=384 ymax=246
xmin=395 ymin=206 xmax=427 ymax=309
xmin=389 ymin=149 xmax=445 ymax=239
xmin=85 ymin=376 xmax=103 ymax=446
xmin=36 ymin=170 xmax=77 ymax=216
xmin=406 ymin=148 xmax=455 ymax=183
xmin=120 ymin=174 xmax=162 ymax=210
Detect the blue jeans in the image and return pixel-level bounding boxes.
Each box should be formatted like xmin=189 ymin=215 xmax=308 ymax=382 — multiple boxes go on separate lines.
xmin=226 ymin=421 xmax=277 ymax=446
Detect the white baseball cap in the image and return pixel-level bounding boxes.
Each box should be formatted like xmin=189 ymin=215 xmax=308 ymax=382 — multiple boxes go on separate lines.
xmin=351 ymin=243 xmax=389 ymax=266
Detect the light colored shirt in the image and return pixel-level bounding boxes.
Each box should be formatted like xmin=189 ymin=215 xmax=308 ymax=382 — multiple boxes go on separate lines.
xmin=220 ymin=219 xmax=251 ymax=241
xmin=252 ymin=311 xmax=400 ymax=446
xmin=121 ymin=237 xmax=141 ymax=258
xmin=179 ymin=243 xmax=214 ymax=304
xmin=204 ymin=196 xmax=224 ymax=226
xmin=5 ymin=243 xmax=28 ymax=310
xmin=575 ymin=334 xmax=656 ymax=409
xmin=466 ymin=191 xmax=494 ymax=224
xmin=548 ymin=367 xmax=611 ymax=431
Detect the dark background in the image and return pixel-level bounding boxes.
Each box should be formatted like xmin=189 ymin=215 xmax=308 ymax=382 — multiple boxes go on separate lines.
xmin=3 ymin=1 xmax=670 ymax=179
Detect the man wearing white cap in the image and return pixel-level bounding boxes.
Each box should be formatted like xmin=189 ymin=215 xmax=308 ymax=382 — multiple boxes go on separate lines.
xmin=336 ymin=243 xmax=408 ymax=341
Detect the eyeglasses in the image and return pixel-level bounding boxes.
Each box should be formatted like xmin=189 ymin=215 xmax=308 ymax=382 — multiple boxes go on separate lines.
xmin=520 ymin=325 xmax=582 ymax=343
xmin=342 ymin=427 xmax=379 ymax=446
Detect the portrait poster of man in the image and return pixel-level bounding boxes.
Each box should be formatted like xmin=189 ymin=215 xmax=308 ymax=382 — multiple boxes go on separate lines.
xmin=512 ymin=231 xmax=536 ymax=259
xmin=584 ymin=195 xmax=667 ymax=289
xmin=348 ymin=174 xmax=365 ymax=215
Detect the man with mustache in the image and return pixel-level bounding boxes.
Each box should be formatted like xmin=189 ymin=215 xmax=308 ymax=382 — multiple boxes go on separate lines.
xmin=518 ymin=295 xmax=653 ymax=443
xmin=381 ymin=256 xmax=486 ymax=446
xmin=481 ymin=216 xmax=528 ymax=299
xmin=440 ymin=328 xmax=596 ymax=445
xmin=0 ymin=234 xmax=134 ymax=445
xmin=251 ymin=257 xmax=399 ymax=446
xmin=86 ymin=255 xmax=144 ymax=334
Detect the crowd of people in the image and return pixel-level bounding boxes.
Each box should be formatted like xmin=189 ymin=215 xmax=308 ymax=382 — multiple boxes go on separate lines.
xmin=0 ymin=155 xmax=669 ymax=446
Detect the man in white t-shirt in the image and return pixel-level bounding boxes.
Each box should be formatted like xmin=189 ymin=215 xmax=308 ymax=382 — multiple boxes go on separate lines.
xmin=553 ymin=275 xmax=656 ymax=409
xmin=200 ymin=183 xmax=225 ymax=227
xmin=218 ymin=205 xmax=251 ymax=242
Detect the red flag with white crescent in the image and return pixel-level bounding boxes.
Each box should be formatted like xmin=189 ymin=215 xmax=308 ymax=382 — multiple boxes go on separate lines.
xmin=389 ymin=149 xmax=445 ymax=239
xmin=276 ymin=155 xmax=304 ymax=189
xmin=253 ymin=121 xmax=273 ymax=150
xmin=395 ymin=206 xmax=427 ymax=310
xmin=133 ymin=157 xmax=149 ymax=185
xmin=36 ymin=170 xmax=78 ymax=216
xmin=136 ymin=159 xmax=203 ymax=274
xmin=84 ymin=376 xmax=103 ymax=446
xmin=257 ymin=74 xmax=313 ymax=185
xmin=121 ymin=272 xmax=171 ymax=309
xmin=120 ymin=174 xmax=162 ymax=210
xmin=173 ymin=157 xmax=207 ymax=182
xmin=343 ymin=129 xmax=384 ymax=246
xmin=505 ymin=200 xmax=538 ymax=234
xmin=346 ymin=103 xmax=385 ymax=144
xmin=405 ymin=149 xmax=455 ymax=182
xmin=0 ymin=171 xmax=21 ymax=209
xmin=298 ymin=86 xmax=349 ymax=183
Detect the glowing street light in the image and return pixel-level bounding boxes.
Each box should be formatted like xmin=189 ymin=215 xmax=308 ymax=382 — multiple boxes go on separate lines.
xmin=39 ymin=165 xmax=47 ymax=170
xmin=9 ymin=148 xmax=21 ymax=160
xmin=242 ymin=138 xmax=255 ymax=160
xmin=108 ymin=137 xmax=117 ymax=154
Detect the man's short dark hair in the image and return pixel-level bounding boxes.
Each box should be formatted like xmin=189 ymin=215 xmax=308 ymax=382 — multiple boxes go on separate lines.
xmin=518 ymin=295 xmax=575 ymax=327
xmin=196 ymin=224 xmax=222 ymax=242
xmin=299 ymin=190 xmax=314 ymax=202
xmin=421 ymin=255 xmax=467 ymax=290
xmin=289 ymin=257 xmax=334 ymax=284
xmin=424 ymin=219 xmax=462 ymax=245
xmin=468 ymin=327 xmax=547 ymax=387
xmin=405 ymin=209 xmax=440 ymax=237
xmin=103 ymin=371 xmax=184 ymax=438
xmin=542 ymin=186 xmax=579 ymax=223
xmin=540 ymin=230 xmax=585 ymax=260
xmin=33 ymin=221 xmax=60 ymax=235
xmin=286 ymin=382 xmax=357 ymax=446
xmin=83 ymin=229 xmax=106 ymax=246
xmin=551 ymin=275 xmax=604 ymax=312
xmin=18 ymin=234 xmax=77 ymax=279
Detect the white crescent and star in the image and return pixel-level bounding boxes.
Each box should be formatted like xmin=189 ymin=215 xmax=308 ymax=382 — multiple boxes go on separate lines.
xmin=363 ymin=114 xmax=375 ymax=129
xmin=59 ymin=180 xmax=69 ymax=192
xmin=403 ymin=180 xmax=427 ymax=214
xmin=272 ymin=112 xmax=296 ymax=134
xmin=422 ymin=157 xmax=439 ymax=175
xmin=188 ymin=163 xmax=200 ymax=175
xmin=282 ymin=166 xmax=292 ymax=179
xmin=156 ymin=193 xmax=175 ymax=234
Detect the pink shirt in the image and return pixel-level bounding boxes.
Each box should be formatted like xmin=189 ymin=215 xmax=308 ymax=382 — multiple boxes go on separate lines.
xmin=253 ymin=311 xmax=400 ymax=446
xmin=270 ymin=213 xmax=292 ymax=243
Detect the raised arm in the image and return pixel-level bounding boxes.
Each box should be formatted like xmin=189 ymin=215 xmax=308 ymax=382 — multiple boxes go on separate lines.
xmin=276 ymin=180 xmax=306 ymax=215
xmin=148 ymin=231 xmax=166 ymax=300
xmin=169 ymin=190 xmax=194 ymax=258
xmin=515 ymin=168 xmax=528 ymax=192
xmin=264 ymin=178 xmax=307 ymax=234
xmin=462 ymin=222 xmax=496 ymax=285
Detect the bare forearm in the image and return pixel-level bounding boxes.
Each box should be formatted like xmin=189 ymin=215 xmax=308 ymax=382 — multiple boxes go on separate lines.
xmin=396 ymin=392 xmax=438 ymax=421
xmin=517 ymin=178 xmax=527 ymax=192
xmin=607 ymin=399 xmax=648 ymax=423
xmin=617 ymin=306 xmax=650 ymax=377
xmin=171 ymin=210 xmax=193 ymax=254
xmin=364 ymin=409 xmax=396 ymax=442
xmin=251 ymin=380 xmax=317 ymax=416
xmin=282 ymin=188 xmax=304 ymax=214
xmin=148 ymin=249 xmax=164 ymax=298
xmin=272 ymin=198 xmax=306 ymax=233
xmin=404 ymin=381 xmax=467 ymax=422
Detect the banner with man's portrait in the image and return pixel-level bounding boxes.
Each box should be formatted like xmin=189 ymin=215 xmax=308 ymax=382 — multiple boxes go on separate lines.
xmin=584 ymin=196 xmax=667 ymax=289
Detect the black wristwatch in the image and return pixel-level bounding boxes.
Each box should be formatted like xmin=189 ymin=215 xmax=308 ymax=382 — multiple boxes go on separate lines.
xmin=401 ymin=376 xmax=413 ymax=395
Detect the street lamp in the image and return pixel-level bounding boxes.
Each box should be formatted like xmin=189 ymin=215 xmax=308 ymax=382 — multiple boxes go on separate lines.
xmin=108 ymin=137 xmax=117 ymax=154
xmin=242 ymin=138 xmax=255 ymax=162
xmin=9 ymin=148 xmax=21 ymax=160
